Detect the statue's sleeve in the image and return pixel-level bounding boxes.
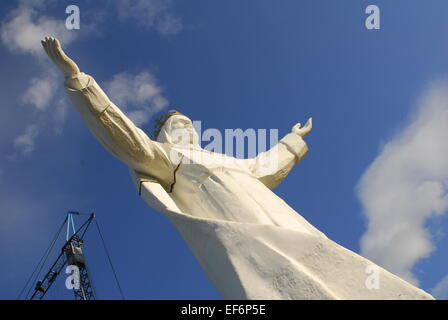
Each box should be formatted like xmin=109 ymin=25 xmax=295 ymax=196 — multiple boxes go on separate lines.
xmin=64 ymin=73 xmax=169 ymax=173
xmin=244 ymin=133 xmax=308 ymax=189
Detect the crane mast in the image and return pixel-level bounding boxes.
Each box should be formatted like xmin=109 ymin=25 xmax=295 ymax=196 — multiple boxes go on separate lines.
xmin=30 ymin=212 xmax=96 ymax=300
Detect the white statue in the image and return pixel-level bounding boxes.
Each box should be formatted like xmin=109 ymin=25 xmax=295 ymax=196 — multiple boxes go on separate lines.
xmin=41 ymin=37 xmax=434 ymax=299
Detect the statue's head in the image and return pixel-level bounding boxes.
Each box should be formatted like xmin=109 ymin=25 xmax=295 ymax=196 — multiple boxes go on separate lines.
xmin=152 ymin=110 xmax=200 ymax=147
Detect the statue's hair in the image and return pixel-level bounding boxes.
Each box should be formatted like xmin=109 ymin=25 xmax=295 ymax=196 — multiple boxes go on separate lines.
xmin=151 ymin=109 xmax=186 ymax=140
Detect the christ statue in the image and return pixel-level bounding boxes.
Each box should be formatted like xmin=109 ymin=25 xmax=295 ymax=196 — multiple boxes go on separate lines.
xmin=41 ymin=37 xmax=434 ymax=299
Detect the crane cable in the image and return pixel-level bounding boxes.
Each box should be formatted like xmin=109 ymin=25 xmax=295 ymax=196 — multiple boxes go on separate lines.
xmin=17 ymin=217 xmax=67 ymax=300
xmin=18 ymin=214 xmax=125 ymax=300
xmin=94 ymin=220 xmax=125 ymax=300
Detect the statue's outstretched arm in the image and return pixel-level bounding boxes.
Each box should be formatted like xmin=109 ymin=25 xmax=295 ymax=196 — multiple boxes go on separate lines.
xmin=41 ymin=37 xmax=80 ymax=78
xmin=245 ymin=118 xmax=312 ymax=189
xmin=41 ymin=37 xmax=167 ymax=173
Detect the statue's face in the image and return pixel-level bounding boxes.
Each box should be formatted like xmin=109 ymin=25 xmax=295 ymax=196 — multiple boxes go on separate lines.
xmin=168 ymin=115 xmax=200 ymax=146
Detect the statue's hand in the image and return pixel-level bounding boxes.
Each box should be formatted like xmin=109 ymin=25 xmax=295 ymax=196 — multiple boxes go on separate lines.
xmin=41 ymin=37 xmax=80 ymax=77
xmin=292 ymin=117 xmax=312 ymax=138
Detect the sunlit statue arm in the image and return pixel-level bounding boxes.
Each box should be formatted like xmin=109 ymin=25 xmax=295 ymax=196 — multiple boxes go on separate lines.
xmin=246 ymin=118 xmax=312 ymax=189
xmin=41 ymin=37 xmax=164 ymax=171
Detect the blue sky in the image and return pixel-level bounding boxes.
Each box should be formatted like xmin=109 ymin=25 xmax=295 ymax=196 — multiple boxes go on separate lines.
xmin=1 ymin=0 xmax=448 ymax=299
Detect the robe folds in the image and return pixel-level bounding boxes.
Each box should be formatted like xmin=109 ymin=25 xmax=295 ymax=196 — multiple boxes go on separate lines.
xmin=65 ymin=73 xmax=434 ymax=300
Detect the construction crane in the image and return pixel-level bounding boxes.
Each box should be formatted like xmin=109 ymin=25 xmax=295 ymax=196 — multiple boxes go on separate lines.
xmin=18 ymin=211 xmax=124 ymax=300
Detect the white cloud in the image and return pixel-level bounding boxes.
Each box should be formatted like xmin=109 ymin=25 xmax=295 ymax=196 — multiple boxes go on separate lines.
xmin=3 ymin=2 xmax=170 ymax=158
xmin=357 ymin=81 xmax=448 ymax=285
xmin=432 ymin=274 xmax=448 ymax=300
xmin=1 ymin=2 xmax=87 ymax=156
xmin=154 ymin=13 xmax=183 ymax=35
xmin=22 ymin=73 xmax=57 ymax=110
xmin=53 ymin=98 xmax=69 ymax=134
xmin=116 ymin=0 xmax=182 ymax=35
xmin=14 ymin=124 xmax=40 ymax=156
xmin=105 ymin=71 xmax=169 ymax=126
xmin=0 ymin=3 xmax=77 ymax=57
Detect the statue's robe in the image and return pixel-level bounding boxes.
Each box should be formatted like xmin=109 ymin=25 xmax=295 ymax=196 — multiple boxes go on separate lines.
xmin=65 ymin=72 xmax=434 ymax=299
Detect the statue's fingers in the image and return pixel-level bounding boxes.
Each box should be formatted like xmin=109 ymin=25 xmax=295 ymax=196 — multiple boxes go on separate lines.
xmin=45 ymin=36 xmax=54 ymax=52
xmin=47 ymin=37 xmax=61 ymax=63
xmin=305 ymin=117 xmax=312 ymax=129
xmin=41 ymin=38 xmax=52 ymax=55
xmin=42 ymin=38 xmax=58 ymax=64
xmin=303 ymin=119 xmax=311 ymax=129
xmin=41 ymin=39 xmax=50 ymax=55
xmin=45 ymin=37 xmax=55 ymax=56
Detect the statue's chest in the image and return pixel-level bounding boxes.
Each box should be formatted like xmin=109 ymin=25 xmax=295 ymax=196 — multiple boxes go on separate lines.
xmin=169 ymin=147 xmax=248 ymax=171
xmin=169 ymin=147 xmax=253 ymax=188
